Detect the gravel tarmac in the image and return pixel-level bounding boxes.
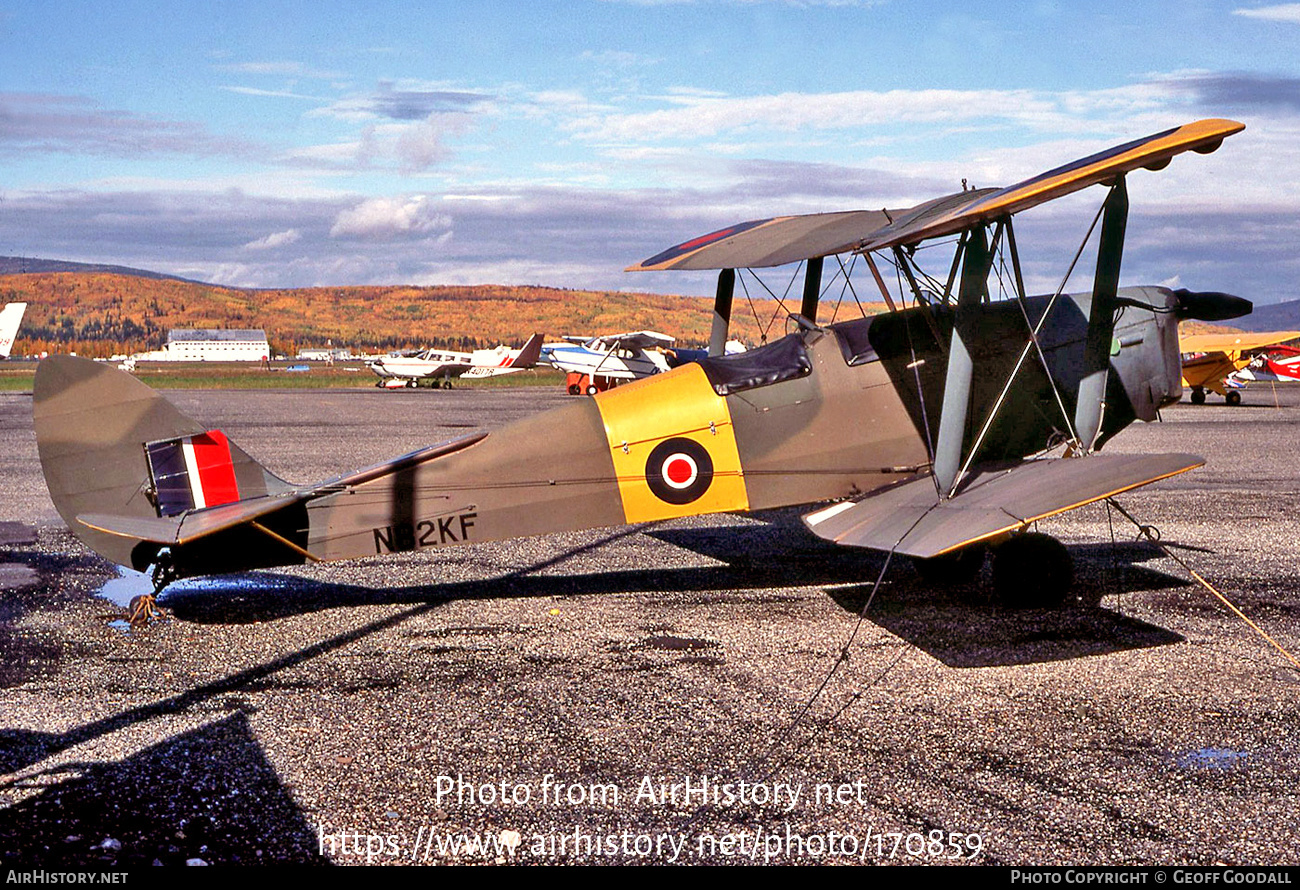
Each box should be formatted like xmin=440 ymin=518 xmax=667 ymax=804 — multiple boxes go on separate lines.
xmin=0 ymin=382 xmax=1297 ymax=866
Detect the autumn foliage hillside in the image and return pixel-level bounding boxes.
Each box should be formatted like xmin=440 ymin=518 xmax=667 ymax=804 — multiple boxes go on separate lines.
xmin=1 ymin=272 xmax=888 ymax=359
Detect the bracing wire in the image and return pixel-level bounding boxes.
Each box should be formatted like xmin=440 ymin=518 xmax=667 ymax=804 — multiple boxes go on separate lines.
xmin=1108 ymin=497 xmax=1300 ymax=672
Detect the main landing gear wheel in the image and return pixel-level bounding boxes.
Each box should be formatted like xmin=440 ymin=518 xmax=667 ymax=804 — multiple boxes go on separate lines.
xmin=1225 ymin=390 xmax=1242 ymax=406
xmin=991 ymin=533 xmax=1073 ymax=608
xmin=1190 ymin=387 xmax=1206 ymax=405
xmin=913 ymin=545 xmax=987 ymax=585
xmin=586 ymin=384 xmax=599 ymax=396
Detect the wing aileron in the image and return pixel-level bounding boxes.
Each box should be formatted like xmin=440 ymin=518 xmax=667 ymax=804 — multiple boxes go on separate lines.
xmin=804 ymin=454 xmax=1205 ymax=558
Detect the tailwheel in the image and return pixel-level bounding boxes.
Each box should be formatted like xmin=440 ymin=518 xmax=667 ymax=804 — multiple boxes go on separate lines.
xmin=991 ymin=533 xmax=1073 ymax=608
xmin=1225 ymin=390 xmax=1242 ymax=406
xmin=914 ymin=545 xmax=987 ymax=586
xmin=127 ymin=594 xmax=165 ymax=626
xmin=129 ymin=556 xmax=177 ymax=626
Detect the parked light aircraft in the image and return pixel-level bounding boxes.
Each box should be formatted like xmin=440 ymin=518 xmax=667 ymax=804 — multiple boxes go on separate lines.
xmin=0 ymin=302 xmax=27 ymax=359
xmin=367 ymin=334 xmax=543 ymax=388
xmin=1179 ymin=330 xmax=1300 ymax=404
xmin=543 ymin=332 xmax=748 ymax=394
xmin=33 ymin=119 xmax=1251 ymax=619
xmin=542 ymin=331 xmax=675 ymax=395
xmin=1234 ymin=345 xmax=1300 ymax=384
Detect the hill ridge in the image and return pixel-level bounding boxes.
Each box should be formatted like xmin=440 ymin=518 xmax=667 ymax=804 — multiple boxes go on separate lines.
xmin=0 ymin=268 xmax=816 ymax=358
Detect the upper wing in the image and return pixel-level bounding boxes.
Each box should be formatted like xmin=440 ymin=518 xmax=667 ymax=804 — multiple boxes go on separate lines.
xmin=858 ymin=119 xmax=1244 ymax=251
xmin=630 ymin=119 xmax=1244 ymax=272
xmin=1179 ymin=331 xmax=1300 ymax=355
xmin=618 ymin=331 xmax=677 ymax=349
xmin=626 ymin=210 xmax=896 ymax=272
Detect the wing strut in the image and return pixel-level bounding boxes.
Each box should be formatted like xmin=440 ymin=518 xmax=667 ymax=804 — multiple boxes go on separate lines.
xmin=932 ymin=224 xmax=994 ymax=496
xmin=800 ymin=256 xmax=824 ymax=324
xmin=1074 ymin=176 xmax=1128 ymax=451
xmin=710 ymin=268 xmax=735 ymax=357
xmin=862 ymin=253 xmax=897 ymax=312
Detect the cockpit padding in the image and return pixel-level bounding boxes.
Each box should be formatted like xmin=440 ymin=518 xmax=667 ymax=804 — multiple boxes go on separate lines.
xmin=829 ymin=316 xmax=880 ymax=366
xmin=696 ymin=335 xmax=812 ymax=395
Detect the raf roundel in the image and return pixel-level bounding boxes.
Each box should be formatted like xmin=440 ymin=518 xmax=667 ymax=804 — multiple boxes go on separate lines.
xmin=645 ymin=438 xmax=715 ymax=505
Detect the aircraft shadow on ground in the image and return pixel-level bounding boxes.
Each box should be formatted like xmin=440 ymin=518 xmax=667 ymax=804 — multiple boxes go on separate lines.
xmin=156 ymin=523 xmax=1191 ymax=669
xmin=823 ymin=540 xmax=1189 ymax=668
xmin=0 ymin=712 xmax=327 ymax=866
xmin=0 ymin=524 xmax=1191 ymax=846
xmin=160 ymin=520 xmax=888 ymax=623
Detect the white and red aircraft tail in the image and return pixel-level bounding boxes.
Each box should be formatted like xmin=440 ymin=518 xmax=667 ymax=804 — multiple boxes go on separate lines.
xmin=0 ymin=302 xmax=27 ymax=359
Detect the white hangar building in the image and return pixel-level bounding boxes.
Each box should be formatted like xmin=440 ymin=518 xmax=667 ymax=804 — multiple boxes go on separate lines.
xmin=164 ymin=329 xmax=270 ymax=362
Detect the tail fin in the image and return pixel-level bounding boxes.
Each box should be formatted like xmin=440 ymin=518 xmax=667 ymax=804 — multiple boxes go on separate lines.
xmin=33 ymin=355 xmax=290 ymax=567
xmin=0 ymin=302 xmax=27 ymax=358
xmin=509 ymin=332 xmax=544 ymax=369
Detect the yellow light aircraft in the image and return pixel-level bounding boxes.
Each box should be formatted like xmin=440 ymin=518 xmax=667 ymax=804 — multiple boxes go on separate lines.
xmin=1179 ymin=330 xmax=1300 ymax=404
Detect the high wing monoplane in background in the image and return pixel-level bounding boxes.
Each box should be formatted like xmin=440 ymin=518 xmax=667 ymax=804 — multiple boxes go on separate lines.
xmin=543 ymin=332 xmax=747 ymax=394
xmin=366 ymin=333 xmax=543 ymax=388
xmin=542 ymin=331 xmax=677 ymax=394
xmin=1178 ymin=330 xmax=1300 ymax=404
xmin=34 ymin=119 xmax=1252 ymax=618
xmin=0 ymin=302 xmax=27 ymax=359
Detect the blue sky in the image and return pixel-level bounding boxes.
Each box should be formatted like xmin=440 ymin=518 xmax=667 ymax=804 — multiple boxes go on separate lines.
xmin=2 ymin=0 xmax=1299 ymax=302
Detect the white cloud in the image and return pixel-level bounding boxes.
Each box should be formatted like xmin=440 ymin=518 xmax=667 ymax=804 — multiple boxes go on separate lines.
xmin=580 ymin=50 xmax=659 ymax=68
xmin=217 ymin=60 xmax=344 ymax=79
xmin=1232 ymin=4 xmax=1300 ymax=23
xmin=221 ymin=86 xmax=322 ymax=101
xmin=565 ymin=85 xmax=1173 ymax=144
xmin=244 ymin=228 xmax=302 ymax=250
xmin=288 ymin=115 xmax=471 ymax=173
xmin=329 ymin=195 xmax=452 ymax=240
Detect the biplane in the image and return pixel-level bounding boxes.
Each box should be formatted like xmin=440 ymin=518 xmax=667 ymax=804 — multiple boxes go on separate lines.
xmin=1178 ymin=330 xmax=1300 ymax=404
xmin=34 ymin=119 xmax=1252 ymax=614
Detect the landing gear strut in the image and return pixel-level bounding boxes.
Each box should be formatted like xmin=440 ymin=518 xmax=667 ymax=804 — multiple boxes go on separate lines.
xmin=991 ymin=533 xmax=1074 ymax=608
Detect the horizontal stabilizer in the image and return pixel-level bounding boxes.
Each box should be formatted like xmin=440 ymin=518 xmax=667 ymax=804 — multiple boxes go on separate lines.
xmin=803 ymin=453 xmax=1204 ymax=558
xmin=79 ymin=492 xmax=300 ymax=545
